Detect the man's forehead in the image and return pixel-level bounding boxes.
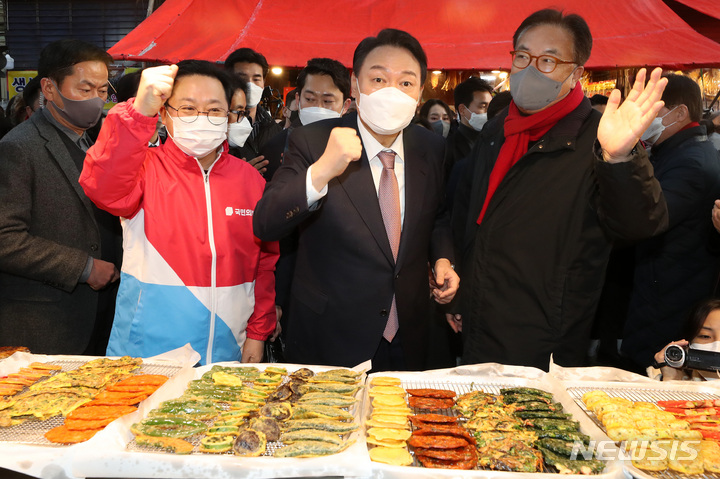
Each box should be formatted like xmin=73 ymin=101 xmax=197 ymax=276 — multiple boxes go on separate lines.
xmin=234 ymin=62 xmax=263 ymax=75
xmin=516 ymin=24 xmax=574 ymax=55
xmin=67 ymin=61 xmax=109 ymax=79
xmin=303 ymin=74 xmax=342 ymax=96
xmin=361 ymin=45 xmax=420 ymax=76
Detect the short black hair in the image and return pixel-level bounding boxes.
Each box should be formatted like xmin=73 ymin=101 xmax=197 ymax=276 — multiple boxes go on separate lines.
xmin=285 ymin=88 xmax=298 ymax=106
xmin=174 ymin=60 xmax=234 ymax=106
xmin=589 ymin=94 xmax=608 ymax=106
xmin=487 ymin=90 xmax=513 ymax=120
xmin=296 ymin=58 xmax=351 ymax=101
xmin=353 ymin=29 xmax=428 ymax=84
xmin=662 ymin=74 xmax=703 ymax=123
xmin=419 ymin=99 xmax=452 ymax=121
xmin=22 ymin=76 xmax=42 ymax=109
xmin=115 ymin=70 xmax=143 ymax=103
xmin=224 ymin=48 xmax=269 ymax=77
xmin=37 ymin=39 xmax=113 ymax=86
xmin=453 ymin=77 xmax=493 ymax=111
xmin=513 ymin=9 xmax=592 ymax=66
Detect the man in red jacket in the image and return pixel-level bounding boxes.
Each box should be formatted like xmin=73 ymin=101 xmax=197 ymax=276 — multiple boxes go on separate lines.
xmin=80 ymin=60 xmax=279 ymax=365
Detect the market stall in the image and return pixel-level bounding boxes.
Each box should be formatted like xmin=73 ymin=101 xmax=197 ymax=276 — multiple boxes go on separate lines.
xmin=2 ymin=349 xmax=720 ymax=479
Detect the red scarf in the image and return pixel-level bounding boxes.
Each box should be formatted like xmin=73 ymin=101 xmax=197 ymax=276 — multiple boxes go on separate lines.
xmin=477 ymin=83 xmax=584 ymax=224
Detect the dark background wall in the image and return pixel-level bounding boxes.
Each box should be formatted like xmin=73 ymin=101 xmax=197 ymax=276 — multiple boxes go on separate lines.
xmin=5 ymin=0 xmax=155 ymax=70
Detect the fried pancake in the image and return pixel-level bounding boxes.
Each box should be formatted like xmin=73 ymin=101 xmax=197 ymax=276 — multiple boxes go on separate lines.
xmin=45 ymin=424 xmax=102 ymax=444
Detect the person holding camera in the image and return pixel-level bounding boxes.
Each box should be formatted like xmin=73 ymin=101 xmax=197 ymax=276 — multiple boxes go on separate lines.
xmin=651 ymin=299 xmax=720 ymax=381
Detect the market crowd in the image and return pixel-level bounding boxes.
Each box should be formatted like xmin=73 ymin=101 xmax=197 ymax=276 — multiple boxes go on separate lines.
xmin=1 ymin=9 xmax=720 ymax=379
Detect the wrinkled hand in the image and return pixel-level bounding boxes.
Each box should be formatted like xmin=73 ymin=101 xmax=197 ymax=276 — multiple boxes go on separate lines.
xmin=445 ymin=313 xmax=462 ymax=333
xmin=135 ymin=64 xmax=179 ymax=117
xmin=270 ymin=306 xmax=282 ymax=342
xmin=241 ymin=338 xmax=264 ymax=363
xmin=654 ymin=339 xmax=688 ymax=381
xmin=597 ymin=68 xmax=667 ymax=162
xmin=248 ymin=155 xmax=269 ymax=175
xmin=712 ymin=200 xmax=720 ymax=234
xmin=87 ymin=259 xmax=120 ymax=291
xmin=432 ymin=259 xmax=459 ymax=304
xmin=311 ymin=127 xmax=362 ymax=191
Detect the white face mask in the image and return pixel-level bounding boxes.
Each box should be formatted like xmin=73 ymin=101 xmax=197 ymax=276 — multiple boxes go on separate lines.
xmin=166 ymin=115 xmax=227 ymax=158
xmin=227 ymin=116 xmax=253 ymax=148
xmin=465 ymin=109 xmax=488 ymax=131
xmin=298 ymin=106 xmax=342 ymax=126
xmin=689 ymin=340 xmax=720 ymax=352
xmin=356 ymin=79 xmax=417 ymax=135
xmin=246 ymin=82 xmax=264 ymax=108
xmin=641 ymin=106 xmax=678 ymax=146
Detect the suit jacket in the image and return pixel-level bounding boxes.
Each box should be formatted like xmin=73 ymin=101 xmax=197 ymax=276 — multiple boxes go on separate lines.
xmin=253 ymin=113 xmax=453 ymax=369
xmin=0 ymin=112 xmax=104 ymax=354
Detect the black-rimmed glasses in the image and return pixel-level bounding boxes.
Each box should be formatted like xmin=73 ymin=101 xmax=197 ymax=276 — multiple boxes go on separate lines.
xmin=510 ymin=51 xmax=576 ymax=73
xmin=228 ymin=109 xmax=250 ymax=123
xmin=165 ymin=102 xmax=228 ymax=125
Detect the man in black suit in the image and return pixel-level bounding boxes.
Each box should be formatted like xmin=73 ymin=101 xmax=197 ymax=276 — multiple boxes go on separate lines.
xmin=254 ymin=29 xmax=459 ymax=371
xmin=0 ymin=39 xmax=121 ymax=354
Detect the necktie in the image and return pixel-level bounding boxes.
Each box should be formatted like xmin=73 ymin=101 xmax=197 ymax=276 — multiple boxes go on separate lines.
xmin=378 ymin=150 xmax=400 ymax=342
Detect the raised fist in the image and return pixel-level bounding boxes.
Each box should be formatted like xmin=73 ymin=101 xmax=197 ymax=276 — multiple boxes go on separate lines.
xmin=311 ymin=127 xmax=363 ymax=191
xmin=135 ymin=64 xmax=179 ymax=118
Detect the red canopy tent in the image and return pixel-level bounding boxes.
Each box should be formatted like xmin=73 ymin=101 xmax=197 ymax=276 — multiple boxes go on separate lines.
xmin=108 ymin=0 xmax=720 ymax=70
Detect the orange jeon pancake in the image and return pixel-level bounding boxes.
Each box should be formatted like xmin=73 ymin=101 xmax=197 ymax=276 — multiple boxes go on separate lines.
xmin=65 ymin=416 xmax=121 ymax=431
xmin=83 ymin=395 xmax=150 ymax=407
xmin=45 ymin=425 xmax=102 ymax=444
xmin=114 ymin=375 xmax=168 ymax=387
xmin=67 ymin=405 xmax=137 ymax=421
xmin=105 ymin=384 xmax=158 ymax=394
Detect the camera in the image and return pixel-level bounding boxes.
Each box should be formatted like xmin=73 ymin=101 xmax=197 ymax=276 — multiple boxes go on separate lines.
xmin=664 ymin=345 xmax=720 ymax=371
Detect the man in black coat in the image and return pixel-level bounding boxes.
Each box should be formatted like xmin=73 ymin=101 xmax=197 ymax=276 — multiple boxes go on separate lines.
xmin=0 ymin=39 xmax=121 ymax=354
xmin=225 ymin=48 xmax=283 ymax=179
xmin=444 ymin=77 xmax=493 ymax=181
xmin=622 ymin=74 xmax=720 ymax=369
xmin=451 ymin=9 xmax=669 ymax=370
xmin=254 ymin=29 xmax=458 ymax=371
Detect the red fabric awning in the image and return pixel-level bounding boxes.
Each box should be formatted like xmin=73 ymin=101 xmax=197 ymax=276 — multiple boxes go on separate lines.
xmin=108 ymin=0 xmax=720 ymax=70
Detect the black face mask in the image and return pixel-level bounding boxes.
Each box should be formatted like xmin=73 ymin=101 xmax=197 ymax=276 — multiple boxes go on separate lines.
xmin=289 ymin=109 xmax=300 ymax=124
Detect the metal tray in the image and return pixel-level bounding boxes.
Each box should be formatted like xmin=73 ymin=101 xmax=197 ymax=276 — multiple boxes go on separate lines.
xmin=70 ymin=362 xmax=374 ymax=479
xmin=565 ymin=380 xmax=720 ymax=479
xmin=364 ymin=371 xmax=625 ymax=479
xmin=0 ymin=358 xmax=182 ymax=446
xmin=125 ymin=365 xmax=363 ymax=456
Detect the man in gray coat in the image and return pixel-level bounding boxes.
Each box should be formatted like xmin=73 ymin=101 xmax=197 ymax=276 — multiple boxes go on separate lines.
xmin=0 ymin=39 xmax=120 ymax=354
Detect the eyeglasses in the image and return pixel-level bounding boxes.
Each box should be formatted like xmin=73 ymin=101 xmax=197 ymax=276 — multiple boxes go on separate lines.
xmin=510 ymin=51 xmax=576 ymax=74
xmin=228 ymin=109 xmax=250 ymax=123
xmin=165 ymin=102 xmax=228 ymax=125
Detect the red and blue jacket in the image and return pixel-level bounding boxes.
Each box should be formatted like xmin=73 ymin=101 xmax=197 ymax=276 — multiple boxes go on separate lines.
xmin=80 ymin=100 xmax=278 ymax=364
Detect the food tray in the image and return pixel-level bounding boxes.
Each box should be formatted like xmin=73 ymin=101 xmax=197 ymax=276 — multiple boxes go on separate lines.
xmin=565 ymin=380 xmax=720 ymax=479
xmin=0 ymin=358 xmax=182 ymax=446
xmin=70 ymin=362 xmax=374 ymax=479
xmin=365 ymin=370 xmax=625 ymax=479
xmin=124 ymin=365 xmax=362 ymax=457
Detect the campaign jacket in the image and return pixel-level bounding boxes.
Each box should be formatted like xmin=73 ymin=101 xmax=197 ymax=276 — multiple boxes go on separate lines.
xmin=80 ymin=100 xmax=278 ymax=364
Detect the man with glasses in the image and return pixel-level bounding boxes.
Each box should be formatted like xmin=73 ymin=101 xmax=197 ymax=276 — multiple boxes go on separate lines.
xmin=451 ymin=9 xmax=669 ymax=370
xmin=80 ymin=60 xmax=279 ymax=365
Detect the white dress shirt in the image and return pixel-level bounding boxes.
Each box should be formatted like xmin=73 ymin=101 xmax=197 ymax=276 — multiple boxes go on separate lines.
xmin=306 ymin=118 xmax=406 ymax=225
